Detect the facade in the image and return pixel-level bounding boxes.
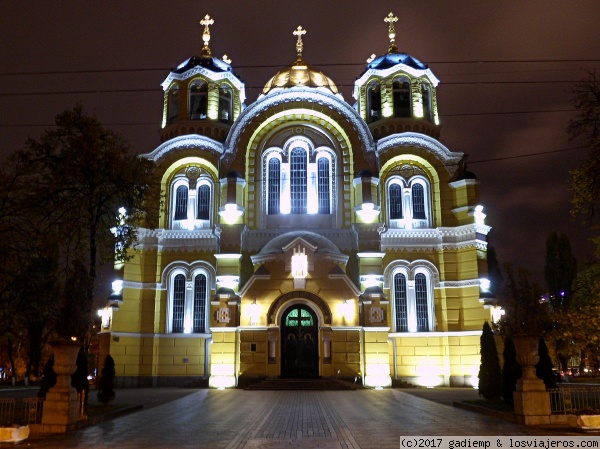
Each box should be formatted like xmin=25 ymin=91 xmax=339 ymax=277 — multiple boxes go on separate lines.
xmin=99 ymin=13 xmax=493 ymax=389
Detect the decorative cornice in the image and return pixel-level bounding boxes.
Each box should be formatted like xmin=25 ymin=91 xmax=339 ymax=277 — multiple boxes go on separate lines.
xmin=135 ymin=228 xmax=219 ymax=252
xmin=161 ymin=66 xmax=246 ymax=102
xmin=353 ymin=64 xmax=440 ymax=99
xmin=377 ymin=132 xmax=463 ymax=176
xmin=142 ymin=134 xmax=224 ymax=163
xmin=223 ymin=87 xmax=375 ymax=163
xmin=381 ymin=224 xmax=489 ymax=251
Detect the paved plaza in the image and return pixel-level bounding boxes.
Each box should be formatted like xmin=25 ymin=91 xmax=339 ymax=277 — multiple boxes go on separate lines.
xmin=20 ymin=388 xmax=581 ymax=449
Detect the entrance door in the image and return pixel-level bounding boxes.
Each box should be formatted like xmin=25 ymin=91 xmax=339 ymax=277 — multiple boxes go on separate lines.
xmin=281 ymin=304 xmax=319 ymax=378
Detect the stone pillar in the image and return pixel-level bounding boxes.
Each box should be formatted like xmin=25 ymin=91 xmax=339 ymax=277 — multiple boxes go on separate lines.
xmin=512 ymin=335 xmax=551 ymax=425
xmin=41 ymin=341 xmax=81 ymax=433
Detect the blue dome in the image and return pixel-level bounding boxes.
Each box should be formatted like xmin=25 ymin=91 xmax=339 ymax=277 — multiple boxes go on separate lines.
xmin=365 ymin=52 xmax=428 ymax=73
xmin=173 ymin=56 xmax=243 ymax=81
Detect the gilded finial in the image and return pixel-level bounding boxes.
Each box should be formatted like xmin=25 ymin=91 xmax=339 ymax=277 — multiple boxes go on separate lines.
xmin=222 ymin=54 xmax=232 ymax=64
xmin=200 ymin=14 xmax=214 ymax=57
xmin=384 ymin=12 xmax=399 ymax=53
xmin=367 ymin=53 xmax=376 ymax=63
xmin=293 ymin=26 xmax=307 ymax=58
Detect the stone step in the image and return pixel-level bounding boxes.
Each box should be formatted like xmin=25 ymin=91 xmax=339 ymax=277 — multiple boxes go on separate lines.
xmin=244 ymin=378 xmax=361 ymax=391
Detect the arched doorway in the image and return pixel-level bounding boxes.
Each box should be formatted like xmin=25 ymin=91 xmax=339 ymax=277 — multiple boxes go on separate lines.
xmin=281 ymin=304 xmax=319 ymax=378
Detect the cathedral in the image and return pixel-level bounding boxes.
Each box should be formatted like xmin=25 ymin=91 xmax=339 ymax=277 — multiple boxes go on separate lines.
xmin=98 ymin=13 xmax=493 ymax=389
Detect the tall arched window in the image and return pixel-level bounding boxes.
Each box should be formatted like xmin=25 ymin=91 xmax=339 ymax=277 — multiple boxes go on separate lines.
xmin=412 ymin=184 xmax=425 ymax=219
xmin=218 ymin=85 xmax=232 ymax=124
xmin=172 ymin=274 xmax=186 ymax=333
xmin=367 ymin=82 xmax=381 ymax=122
xmin=189 ymin=80 xmax=208 ymax=119
xmin=174 ymin=185 xmax=188 ymax=220
xmin=197 ymin=184 xmax=210 ymax=220
xmin=394 ymin=273 xmax=408 ymax=332
xmin=317 ymin=157 xmax=330 ymax=214
xmin=393 ymin=77 xmax=411 ymax=118
xmin=193 ymin=274 xmax=207 ymax=333
xmin=268 ymin=158 xmax=280 ymax=215
xmin=391 ymin=267 xmax=434 ymax=333
xmin=422 ymin=83 xmax=432 ymax=121
xmin=415 ymin=273 xmax=429 ymax=332
xmin=168 ymin=86 xmax=179 ymax=124
xmin=389 ymin=183 xmax=403 ymax=219
xmin=290 ymin=148 xmax=307 ymax=214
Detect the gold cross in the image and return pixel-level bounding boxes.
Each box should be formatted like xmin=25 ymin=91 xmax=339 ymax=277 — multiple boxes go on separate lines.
xmin=200 ymin=14 xmax=214 ymax=47
xmin=384 ymin=12 xmax=398 ymax=52
xmin=293 ymin=25 xmax=307 ymax=56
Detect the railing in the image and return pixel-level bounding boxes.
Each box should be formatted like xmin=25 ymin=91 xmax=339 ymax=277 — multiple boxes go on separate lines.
xmin=549 ymin=386 xmax=600 ymax=414
xmin=0 ymin=398 xmax=44 ymax=425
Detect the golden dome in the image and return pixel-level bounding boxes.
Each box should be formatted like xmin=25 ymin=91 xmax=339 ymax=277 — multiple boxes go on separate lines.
xmin=262 ymin=26 xmax=338 ymax=96
xmin=262 ymin=56 xmax=339 ymax=95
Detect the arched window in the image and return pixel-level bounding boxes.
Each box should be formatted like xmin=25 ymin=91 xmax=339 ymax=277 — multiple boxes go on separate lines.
xmin=189 ymin=80 xmax=208 ymax=120
xmin=218 ymin=85 xmax=233 ymax=124
xmin=168 ymin=86 xmax=179 ymax=124
xmin=174 ymin=185 xmax=188 ymax=220
xmin=389 ymin=183 xmax=403 ymax=219
xmin=290 ymin=148 xmax=307 ymax=214
xmin=415 ymin=273 xmax=429 ymax=332
xmin=391 ymin=267 xmax=434 ymax=333
xmin=422 ymin=83 xmax=432 ymax=121
xmin=193 ymin=273 xmax=207 ymax=333
xmin=393 ymin=77 xmax=411 ymax=118
xmin=167 ymin=269 xmax=211 ymax=334
xmin=412 ymin=184 xmax=425 ymax=219
xmin=317 ymin=157 xmax=330 ymax=214
xmin=268 ymin=158 xmax=280 ymax=215
xmin=394 ymin=273 xmax=408 ymax=332
xmin=367 ymin=82 xmax=381 ymax=122
xmin=197 ymin=184 xmax=210 ymax=220
xmin=172 ymin=274 xmax=186 ymax=333
xmin=387 ymin=176 xmax=431 ymax=229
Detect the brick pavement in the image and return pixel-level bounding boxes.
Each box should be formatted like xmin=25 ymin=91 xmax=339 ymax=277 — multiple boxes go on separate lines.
xmin=20 ymin=388 xmax=581 ymax=449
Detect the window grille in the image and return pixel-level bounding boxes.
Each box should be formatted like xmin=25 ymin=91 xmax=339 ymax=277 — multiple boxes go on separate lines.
xmin=415 ymin=273 xmax=429 ymax=332
xmin=317 ymin=157 xmax=330 ymax=214
xmin=389 ymin=183 xmax=403 ymax=219
xmin=394 ymin=273 xmax=408 ymax=332
xmin=174 ymin=185 xmax=188 ymax=220
xmin=268 ymin=158 xmax=280 ymax=214
xmin=290 ymin=148 xmax=307 ymax=214
xmin=193 ymin=274 xmax=207 ymax=333
xmin=197 ymin=184 xmax=210 ymax=220
xmin=412 ymin=184 xmax=425 ymax=219
xmin=172 ymin=274 xmax=185 ymax=333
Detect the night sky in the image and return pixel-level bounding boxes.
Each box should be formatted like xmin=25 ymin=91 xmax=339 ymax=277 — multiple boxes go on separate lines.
xmin=1 ymin=1 xmax=599 ymax=285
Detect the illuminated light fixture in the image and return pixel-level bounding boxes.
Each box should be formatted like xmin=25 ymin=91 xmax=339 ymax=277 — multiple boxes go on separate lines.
xmin=355 ymin=203 xmax=380 ymax=223
xmin=364 ymin=363 xmax=391 ymax=388
xmin=248 ymin=298 xmax=261 ymax=326
xmin=219 ymin=203 xmax=243 ymax=224
xmin=111 ymin=280 xmax=123 ymax=295
xmin=339 ymin=299 xmax=353 ymax=321
xmin=360 ymin=275 xmax=383 ymax=288
xmin=480 ymin=278 xmax=491 ymax=292
xmin=474 ymin=205 xmax=486 ymax=225
xmin=291 ymin=246 xmax=308 ymax=288
xmin=216 ymin=276 xmax=239 ymax=290
xmin=382 ymin=105 xmax=393 ymax=118
xmin=97 ymin=308 xmax=111 ymax=329
xmin=490 ymin=305 xmax=505 ymax=324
